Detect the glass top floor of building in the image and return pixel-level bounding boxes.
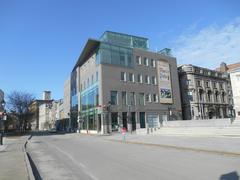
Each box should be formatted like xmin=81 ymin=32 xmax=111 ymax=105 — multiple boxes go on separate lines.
xmin=100 ymin=31 xmax=149 ymax=50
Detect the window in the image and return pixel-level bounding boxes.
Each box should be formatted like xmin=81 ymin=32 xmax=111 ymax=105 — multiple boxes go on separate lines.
xmin=120 ymin=72 xmax=126 ymax=81
xmin=237 ymin=75 xmax=240 ymax=81
xmin=140 ymin=112 xmax=146 ymax=128
xmin=153 ymin=94 xmax=158 ymax=102
xmin=129 ymin=73 xmax=134 ymax=82
xmin=146 ymin=94 xmax=151 ymax=102
xmin=186 ymin=79 xmax=191 ymax=85
xmin=199 ymin=90 xmax=204 ymax=102
xmin=120 ymin=51 xmax=125 ymax=66
xmin=207 ymin=91 xmax=211 ymax=102
xmin=205 ymin=81 xmax=209 ymax=87
xmin=137 ymin=74 xmax=143 ymax=83
xmin=215 ymin=92 xmax=219 ymax=102
xmin=136 ymin=56 xmax=141 ymax=65
xmin=91 ymin=75 xmax=94 ymax=85
xmin=83 ymin=81 xmax=86 ymax=90
xmin=111 ymin=112 xmax=118 ymax=132
xmin=96 ymin=71 xmax=98 ymax=82
xmin=197 ymin=80 xmax=201 ymax=86
xmin=110 ymin=91 xmax=118 ymax=105
xmin=129 ymin=92 xmax=135 ymax=105
xmin=138 ymin=93 xmax=145 ymax=106
xmin=219 ymin=83 xmax=223 ymax=89
xmin=127 ymin=55 xmax=132 ymax=67
xmin=122 ymin=91 xmax=127 ymax=106
xmin=87 ymin=78 xmax=90 ymax=87
xmin=151 ymin=76 xmax=157 ymax=85
xmin=150 ymin=59 xmax=155 ymax=67
xmin=187 ymin=91 xmax=193 ymax=101
xmin=145 ymin=75 xmax=150 ymax=84
xmin=213 ymin=82 xmax=216 ymax=88
xmin=143 ymin=57 xmax=148 ymax=66
xmin=221 ymin=92 xmax=225 ymax=103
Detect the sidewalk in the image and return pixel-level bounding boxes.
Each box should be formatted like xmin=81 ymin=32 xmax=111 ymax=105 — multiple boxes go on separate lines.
xmin=0 ymin=136 xmax=29 ymax=180
xmin=105 ymin=133 xmax=240 ymax=156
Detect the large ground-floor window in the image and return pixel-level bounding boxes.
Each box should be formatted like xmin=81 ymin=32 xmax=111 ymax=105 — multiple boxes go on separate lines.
xmin=111 ymin=112 xmax=118 ymax=131
xmin=81 ymin=109 xmax=98 ymax=131
xmin=147 ymin=114 xmax=159 ymax=128
xmin=140 ymin=112 xmax=146 ymax=128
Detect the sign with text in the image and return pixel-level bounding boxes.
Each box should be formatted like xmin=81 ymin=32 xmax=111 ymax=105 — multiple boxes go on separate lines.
xmin=157 ymin=61 xmax=173 ymax=104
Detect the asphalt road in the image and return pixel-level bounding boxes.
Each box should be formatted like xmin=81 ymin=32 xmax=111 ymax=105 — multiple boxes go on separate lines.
xmin=27 ymin=133 xmax=240 ymax=180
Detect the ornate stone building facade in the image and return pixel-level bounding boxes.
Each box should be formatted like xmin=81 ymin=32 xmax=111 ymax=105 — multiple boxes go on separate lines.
xmin=178 ymin=64 xmax=234 ymax=120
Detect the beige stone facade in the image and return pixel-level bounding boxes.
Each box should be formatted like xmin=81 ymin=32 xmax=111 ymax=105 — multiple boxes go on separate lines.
xmin=178 ymin=64 xmax=234 ymax=120
xmin=63 ymin=77 xmax=71 ymax=118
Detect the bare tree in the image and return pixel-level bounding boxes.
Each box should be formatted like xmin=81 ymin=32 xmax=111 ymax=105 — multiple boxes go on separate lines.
xmin=7 ymin=91 xmax=35 ymax=132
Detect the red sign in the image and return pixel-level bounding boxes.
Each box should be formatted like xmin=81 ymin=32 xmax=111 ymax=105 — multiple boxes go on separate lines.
xmin=121 ymin=127 xmax=126 ymax=134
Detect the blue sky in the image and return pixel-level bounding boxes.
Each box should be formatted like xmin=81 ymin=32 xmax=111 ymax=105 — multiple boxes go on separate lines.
xmin=1 ymin=0 xmax=240 ymax=100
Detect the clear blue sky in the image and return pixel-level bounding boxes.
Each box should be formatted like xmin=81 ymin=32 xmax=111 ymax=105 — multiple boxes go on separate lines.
xmin=1 ymin=0 xmax=240 ymax=100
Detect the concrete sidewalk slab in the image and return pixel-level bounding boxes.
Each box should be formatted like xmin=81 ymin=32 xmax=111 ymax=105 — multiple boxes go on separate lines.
xmin=0 ymin=136 xmax=29 ymax=180
xmin=105 ymin=133 xmax=240 ymax=156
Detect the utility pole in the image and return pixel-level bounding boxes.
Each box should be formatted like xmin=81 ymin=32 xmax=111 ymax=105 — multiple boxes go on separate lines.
xmin=107 ymin=101 xmax=111 ymax=134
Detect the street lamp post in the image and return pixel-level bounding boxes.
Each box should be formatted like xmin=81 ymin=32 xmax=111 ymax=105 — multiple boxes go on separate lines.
xmin=168 ymin=106 xmax=172 ymax=121
xmin=107 ymin=101 xmax=112 ymax=134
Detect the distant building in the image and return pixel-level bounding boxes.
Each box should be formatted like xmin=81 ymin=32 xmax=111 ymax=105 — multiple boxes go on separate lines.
xmin=178 ymin=64 xmax=234 ymax=120
xmin=69 ymin=31 xmax=182 ymax=134
xmin=29 ymin=91 xmax=53 ymax=130
xmin=216 ymin=62 xmax=240 ymax=117
xmin=43 ymin=91 xmax=51 ymax=100
xmin=63 ymin=77 xmax=71 ymax=118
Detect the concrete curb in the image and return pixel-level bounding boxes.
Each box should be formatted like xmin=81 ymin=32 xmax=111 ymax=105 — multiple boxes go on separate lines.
xmin=107 ymin=139 xmax=240 ymax=157
xmin=23 ymin=135 xmax=35 ymax=180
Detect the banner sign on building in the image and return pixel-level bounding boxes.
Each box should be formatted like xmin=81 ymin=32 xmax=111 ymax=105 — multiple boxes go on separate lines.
xmin=157 ymin=61 xmax=173 ymax=104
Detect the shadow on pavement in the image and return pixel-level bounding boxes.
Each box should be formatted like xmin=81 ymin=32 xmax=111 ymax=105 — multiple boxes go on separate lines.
xmin=30 ymin=131 xmax=68 ymax=137
xmin=220 ymin=171 xmax=239 ymax=180
xmin=27 ymin=152 xmax=42 ymax=180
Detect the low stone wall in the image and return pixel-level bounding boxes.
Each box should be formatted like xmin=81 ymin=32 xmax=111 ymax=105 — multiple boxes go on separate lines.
xmin=163 ymin=118 xmax=232 ymax=128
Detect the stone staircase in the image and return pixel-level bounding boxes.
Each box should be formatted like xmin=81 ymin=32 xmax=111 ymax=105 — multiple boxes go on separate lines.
xmin=152 ymin=118 xmax=240 ymax=137
xmin=232 ymin=118 xmax=240 ymax=126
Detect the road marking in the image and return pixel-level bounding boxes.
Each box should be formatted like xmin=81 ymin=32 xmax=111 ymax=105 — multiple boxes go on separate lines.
xmin=107 ymin=139 xmax=240 ymax=157
xmin=46 ymin=142 xmax=99 ymax=180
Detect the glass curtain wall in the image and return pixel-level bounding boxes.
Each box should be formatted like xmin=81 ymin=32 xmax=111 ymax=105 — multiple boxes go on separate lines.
xmin=96 ymin=42 xmax=133 ymax=68
xmin=80 ymin=85 xmax=99 ymax=131
xmin=100 ymin=31 xmax=149 ymax=50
